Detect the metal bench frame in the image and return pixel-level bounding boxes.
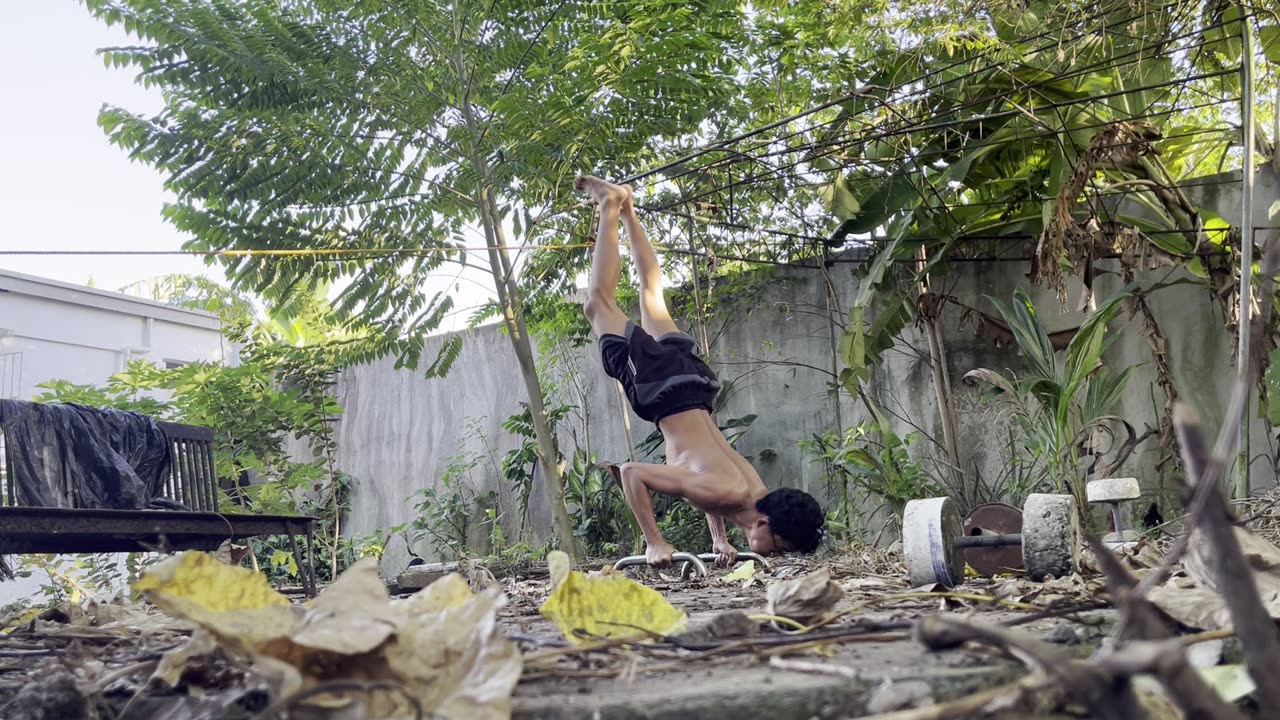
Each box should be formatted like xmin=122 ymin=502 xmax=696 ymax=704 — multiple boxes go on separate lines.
xmin=1 ymin=417 xmax=318 ymax=596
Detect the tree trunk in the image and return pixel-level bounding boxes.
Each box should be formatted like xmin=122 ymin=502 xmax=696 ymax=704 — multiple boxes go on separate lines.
xmin=450 ymin=23 xmax=579 ymax=562
xmin=915 ymin=247 xmax=963 ymax=493
xmin=475 ymin=186 xmax=581 ymax=561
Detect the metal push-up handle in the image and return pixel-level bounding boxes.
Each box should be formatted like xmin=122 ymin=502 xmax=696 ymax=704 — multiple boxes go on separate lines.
xmin=614 ymin=552 xmax=709 ymax=577
xmin=690 ymin=551 xmax=771 ymax=568
xmin=679 ymin=551 xmax=771 ymax=580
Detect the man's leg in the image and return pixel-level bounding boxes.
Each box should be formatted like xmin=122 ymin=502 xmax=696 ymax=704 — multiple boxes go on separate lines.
xmin=577 ymin=176 xmax=631 ymax=337
xmin=620 ymin=197 xmax=681 ymax=337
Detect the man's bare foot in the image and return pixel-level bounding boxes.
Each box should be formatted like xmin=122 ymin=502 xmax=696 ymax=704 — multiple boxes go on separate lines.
xmin=575 ymin=175 xmax=633 ymax=208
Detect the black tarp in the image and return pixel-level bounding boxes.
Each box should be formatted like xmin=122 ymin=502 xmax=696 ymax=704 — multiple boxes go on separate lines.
xmin=0 ymin=399 xmax=177 ymax=510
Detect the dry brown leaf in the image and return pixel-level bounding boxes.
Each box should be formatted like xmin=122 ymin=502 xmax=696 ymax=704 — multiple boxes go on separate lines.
xmin=1186 ymin=525 xmax=1280 ymax=597
xmin=766 ymin=568 xmax=844 ymax=624
xmin=1147 ymin=584 xmax=1238 ymax=631
xmin=138 ymin=553 xmax=521 ymax=719
xmin=152 ymin=630 xmax=222 ymax=689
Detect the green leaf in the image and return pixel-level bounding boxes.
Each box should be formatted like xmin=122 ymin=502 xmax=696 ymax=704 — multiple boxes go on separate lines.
xmin=1058 ymin=284 xmax=1139 ymax=424
xmin=821 ymin=173 xmax=862 ymax=220
xmin=1266 ymin=348 xmax=1280 ymax=425
xmin=989 ymin=289 xmax=1056 ymax=381
xmin=1262 ymin=26 xmax=1280 ymax=65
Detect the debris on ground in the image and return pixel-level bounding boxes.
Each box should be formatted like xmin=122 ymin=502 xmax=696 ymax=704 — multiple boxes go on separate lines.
xmin=0 ymin=529 xmax=1275 ymax=719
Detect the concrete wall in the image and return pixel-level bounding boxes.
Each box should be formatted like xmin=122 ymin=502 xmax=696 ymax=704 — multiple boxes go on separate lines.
xmin=327 ymin=166 xmax=1280 ymax=576
xmin=0 ymin=269 xmax=228 ymax=400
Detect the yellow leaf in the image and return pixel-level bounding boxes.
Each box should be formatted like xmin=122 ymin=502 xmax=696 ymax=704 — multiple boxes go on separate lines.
xmin=134 ymin=551 xmax=290 ymax=613
xmin=1198 ymin=664 xmax=1256 ymax=703
xmin=548 ymin=550 xmax=572 ymax=591
xmin=539 ymin=562 xmax=686 ymax=645
xmin=133 ymin=551 xmax=298 ymax=652
xmin=724 ymin=560 xmax=756 ymax=582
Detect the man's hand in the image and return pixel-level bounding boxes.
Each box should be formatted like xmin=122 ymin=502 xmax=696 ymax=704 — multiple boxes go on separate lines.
xmin=712 ymin=539 xmax=739 ymax=568
xmin=646 ymin=539 xmax=678 ymax=568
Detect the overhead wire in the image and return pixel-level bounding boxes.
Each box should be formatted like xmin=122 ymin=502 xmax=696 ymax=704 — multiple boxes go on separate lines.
xmin=643 ymin=65 xmax=1239 ymax=217
xmin=616 ymin=0 xmax=1207 ymax=190
xmin=629 ymin=3 xmax=1222 ymax=195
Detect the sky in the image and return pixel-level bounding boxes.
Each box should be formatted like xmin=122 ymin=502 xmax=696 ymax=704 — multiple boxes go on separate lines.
xmin=0 ymin=2 xmax=496 ymax=332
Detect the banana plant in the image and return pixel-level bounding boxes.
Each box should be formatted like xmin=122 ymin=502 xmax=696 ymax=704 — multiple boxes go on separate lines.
xmin=825 ymin=0 xmax=1274 ymax=395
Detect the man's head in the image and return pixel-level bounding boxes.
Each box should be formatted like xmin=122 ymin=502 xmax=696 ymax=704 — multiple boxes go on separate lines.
xmin=744 ymin=488 xmax=825 ymax=555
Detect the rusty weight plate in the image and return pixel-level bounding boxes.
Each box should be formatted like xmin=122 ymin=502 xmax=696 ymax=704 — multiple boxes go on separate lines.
xmin=962 ymin=503 xmax=1024 ymax=577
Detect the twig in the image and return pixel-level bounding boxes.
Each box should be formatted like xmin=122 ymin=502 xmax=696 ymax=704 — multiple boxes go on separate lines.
xmin=1000 ymin=600 xmax=1110 ymax=628
xmin=1117 ymin=238 xmax=1280 ymax=633
xmin=88 ymin=660 xmax=158 ymax=694
xmin=789 ymin=592 xmax=1044 ymax=635
xmin=767 ymin=656 xmax=860 ymax=679
xmin=914 ymin=615 xmax=1146 ymax=720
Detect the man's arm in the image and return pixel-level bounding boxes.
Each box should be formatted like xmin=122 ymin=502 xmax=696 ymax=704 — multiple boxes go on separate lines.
xmin=706 ymin=512 xmax=738 ymax=567
xmin=619 ymin=462 xmax=699 ymax=566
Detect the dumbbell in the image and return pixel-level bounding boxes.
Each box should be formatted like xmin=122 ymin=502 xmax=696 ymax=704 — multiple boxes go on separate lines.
xmin=902 ymin=494 xmax=1080 ymax=588
xmin=1086 ymin=477 xmax=1142 ymax=551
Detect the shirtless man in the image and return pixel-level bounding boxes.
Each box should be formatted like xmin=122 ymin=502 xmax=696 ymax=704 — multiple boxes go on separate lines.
xmin=577 ymin=175 xmax=826 ymax=568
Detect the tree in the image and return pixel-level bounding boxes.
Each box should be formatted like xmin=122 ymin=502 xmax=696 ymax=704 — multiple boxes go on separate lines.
xmin=85 ymin=0 xmax=750 ymax=559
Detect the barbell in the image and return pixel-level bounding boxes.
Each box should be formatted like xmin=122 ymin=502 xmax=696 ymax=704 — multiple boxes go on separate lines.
xmin=902 ymin=493 xmax=1080 ymax=587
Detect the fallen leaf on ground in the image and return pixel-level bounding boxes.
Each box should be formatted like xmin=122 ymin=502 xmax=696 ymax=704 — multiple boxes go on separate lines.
xmin=539 ymin=550 xmax=686 ymax=645
xmin=766 ymin=568 xmax=843 ymax=624
xmin=134 ymin=552 xmax=521 ymax=720
xmin=152 ymin=630 xmax=222 ymax=689
xmin=1147 ymin=584 xmax=1236 ymax=631
xmin=724 ymin=560 xmax=756 ymax=583
xmin=1198 ymin=664 xmax=1256 ymax=703
xmin=839 ymin=577 xmax=893 ymax=592
xmin=1186 ymin=525 xmax=1280 ymax=599
xmin=135 ymin=551 xmax=291 ymax=614
xmin=1133 ymin=676 xmax=1185 ymax=719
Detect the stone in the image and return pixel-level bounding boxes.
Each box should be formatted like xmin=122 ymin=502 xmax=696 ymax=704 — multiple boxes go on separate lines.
xmin=396 ymin=561 xmax=460 ymax=591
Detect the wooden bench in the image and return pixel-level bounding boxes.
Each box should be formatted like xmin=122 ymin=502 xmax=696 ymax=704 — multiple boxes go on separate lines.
xmin=0 ymin=413 xmax=318 ymax=596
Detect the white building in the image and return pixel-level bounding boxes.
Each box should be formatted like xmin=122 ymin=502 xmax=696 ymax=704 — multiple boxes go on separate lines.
xmin=0 ymin=268 xmax=227 ymax=400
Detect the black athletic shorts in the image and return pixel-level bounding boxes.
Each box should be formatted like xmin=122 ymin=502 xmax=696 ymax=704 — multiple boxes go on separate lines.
xmin=599 ymin=322 xmax=721 ymax=424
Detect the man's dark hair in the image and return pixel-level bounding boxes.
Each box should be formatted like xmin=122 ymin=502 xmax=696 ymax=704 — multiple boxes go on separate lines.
xmin=756 ymin=488 xmax=825 ymax=553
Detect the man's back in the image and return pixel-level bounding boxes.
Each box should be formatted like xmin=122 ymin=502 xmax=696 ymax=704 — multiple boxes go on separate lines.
xmin=658 ymin=408 xmax=762 ymax=515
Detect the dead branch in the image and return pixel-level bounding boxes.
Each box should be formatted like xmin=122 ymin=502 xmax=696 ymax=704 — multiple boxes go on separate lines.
xmin=914 ymin=615 xmax=1146 ymax=720
xmin=1174 ymin=404 xmax=1280 ymax=709
xmin=1118 ymin=239 xmax=1280 ymax=627
xmin=1085 ymin=531 xmax=1248 ymax=720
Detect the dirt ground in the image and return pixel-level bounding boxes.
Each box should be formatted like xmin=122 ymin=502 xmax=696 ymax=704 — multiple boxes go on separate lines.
xmin=502 ymin=554 xmax=1113 ymax=719
xmin=0 ymin=543 xmax=1258 ymax=719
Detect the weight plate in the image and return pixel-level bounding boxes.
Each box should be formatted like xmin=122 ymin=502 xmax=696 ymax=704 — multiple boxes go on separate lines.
xmin=962 ymin=503 xmax=1024 ymax=577
xmin=1022 ymin=493 xmax=1080 ymax=581
xmin=902 ymin=497 xmax=964 ymax=587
